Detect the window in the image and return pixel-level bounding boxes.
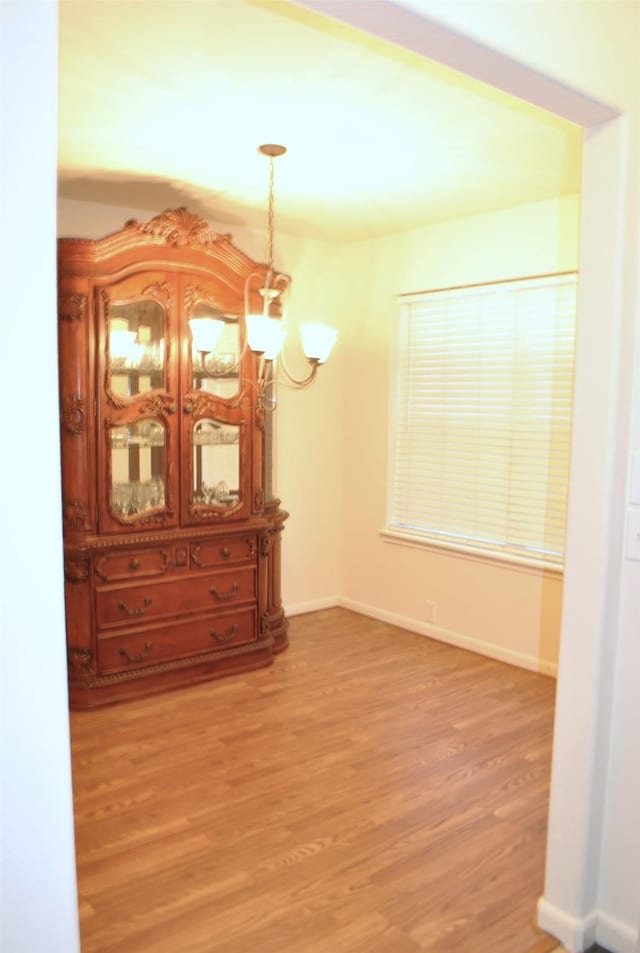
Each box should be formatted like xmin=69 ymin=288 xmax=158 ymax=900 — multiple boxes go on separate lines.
xmin=387 ymin=273 xmax=578 ymax=568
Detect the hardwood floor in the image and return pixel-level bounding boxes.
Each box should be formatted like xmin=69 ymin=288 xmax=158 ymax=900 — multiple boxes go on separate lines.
xmin=70 ymin=608 xmax=558 ymax=953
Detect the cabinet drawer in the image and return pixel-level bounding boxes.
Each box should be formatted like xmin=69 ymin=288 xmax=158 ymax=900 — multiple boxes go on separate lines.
xmin=98 ymin=607 xmax=258 ymax=673
xmin=95 ymin=566 xmax=256 ymax=630
xmin=191 ymin=535 xmax=257 ymax=569
xmin=94 ymin=546 xmax=176 ymax=583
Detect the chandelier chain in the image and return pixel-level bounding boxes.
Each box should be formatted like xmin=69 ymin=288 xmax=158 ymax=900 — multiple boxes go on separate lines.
xmin=267 ymin=156 xmax=275 ymax=270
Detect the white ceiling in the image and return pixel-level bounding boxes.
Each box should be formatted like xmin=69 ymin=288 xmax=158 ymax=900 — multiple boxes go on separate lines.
xmin=57 ymin=0 xmax=582 ymax=242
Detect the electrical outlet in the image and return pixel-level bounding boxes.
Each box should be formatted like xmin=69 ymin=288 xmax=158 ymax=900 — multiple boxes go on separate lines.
xmin=425 ymin=601 xmax=437 ymax=623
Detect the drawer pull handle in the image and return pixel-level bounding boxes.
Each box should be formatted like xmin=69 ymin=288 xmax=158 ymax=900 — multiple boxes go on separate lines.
xmin=210 ymin=624 xmax=239 ymax=644
xmin=209 ymin=582 xmax=239 ymax=601
xmin=130 ymin=559 xmax=141 ymax=571
xmin=117 ymin=596 xmax=152 ymax=617
xmin=222 ymin=547 xmax=231 ymax=559
xmin=119 ymin=641 xmax=153 ymax=663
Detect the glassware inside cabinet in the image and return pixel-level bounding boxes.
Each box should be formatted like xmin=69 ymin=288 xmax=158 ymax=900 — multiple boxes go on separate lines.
xmin=192 ymin=418 xmax=240 ymax=508
xmin=110 ymin=419 xmax=166 ymax=518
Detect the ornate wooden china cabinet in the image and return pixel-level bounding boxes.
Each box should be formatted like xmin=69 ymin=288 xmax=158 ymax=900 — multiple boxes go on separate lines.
xmin=58 ymin=208 xmax=288 ymax=709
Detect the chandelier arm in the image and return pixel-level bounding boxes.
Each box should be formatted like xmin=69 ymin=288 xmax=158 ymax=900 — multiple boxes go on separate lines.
xmin=193 ymin=280 xmax=259 ymax=380
xmin=197 ymin=294 xmax=253 ymax=379
xmin=200 ymin=337 xmax=248 ymax=378
xmin=245 ymin=271 xmax=271 ymax=319
xmin=271 ymin=272 xmax=291 ymax=310
xmin=277 ymin=351 xmax=320 ymax=388
xmin=257 ymin=364 xmax=316 ymax=412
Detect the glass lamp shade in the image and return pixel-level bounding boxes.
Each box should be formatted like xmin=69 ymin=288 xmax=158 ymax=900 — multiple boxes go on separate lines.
xmin=128 ymin=342 xmax=146 ymax=368
xmin=189 ymin=317 xmax=225 ymax=353
xmin=246 ymin=315 xmax=286 ymax=361
xmin=300 ymin=323 xmax=338 ymax=364
xmin=110 ymin=329 xmax=137 ymax=359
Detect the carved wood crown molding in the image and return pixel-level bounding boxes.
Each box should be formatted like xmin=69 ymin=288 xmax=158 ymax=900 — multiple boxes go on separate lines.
xmin=132 ymin=208 xmax=232 ymax=248
xmin=142 ymin=280 xmax=173 ymax=308
xmin=183 ymin=285 xmax=225 ymax=314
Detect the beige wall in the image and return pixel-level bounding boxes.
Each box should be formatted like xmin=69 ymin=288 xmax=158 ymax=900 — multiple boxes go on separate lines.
xmin=60 ymin=194 xmax=579 ymax=673
xmin=339 ymin=195 xmax=581 ymax=674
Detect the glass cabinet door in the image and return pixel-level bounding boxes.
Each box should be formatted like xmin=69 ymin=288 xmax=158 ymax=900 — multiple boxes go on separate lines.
xmin=99 ymin=274 xmax=178 ymax=532
xmin=189 ymin=303 xmax=241 ymax=400
xmin=110 ymin=419 xmax=166 ymax=519
xmin=109 ymin=299 xmax=166 ymax=397
xmin=192 ymin=418 xmax=240 ymax=509
xmin=183 ymin=283 xmax=251 ymax=521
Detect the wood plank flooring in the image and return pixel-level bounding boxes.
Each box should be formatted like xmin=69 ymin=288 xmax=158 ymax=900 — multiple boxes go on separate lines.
xmin=70 ymin=608 xmax=558 ymax=953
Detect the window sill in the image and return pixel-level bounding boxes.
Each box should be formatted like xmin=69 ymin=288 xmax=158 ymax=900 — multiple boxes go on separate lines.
xmin=380 ymin=528 xmax=564 ymax=577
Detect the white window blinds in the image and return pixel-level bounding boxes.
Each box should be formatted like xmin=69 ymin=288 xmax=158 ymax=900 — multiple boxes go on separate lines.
xmin=389 ymin=273 xmax=578 ymax=566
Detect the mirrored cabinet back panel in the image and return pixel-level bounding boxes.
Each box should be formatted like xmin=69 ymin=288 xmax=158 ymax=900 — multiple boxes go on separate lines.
xmin=58 ymin=209 xmax=288 ymax=708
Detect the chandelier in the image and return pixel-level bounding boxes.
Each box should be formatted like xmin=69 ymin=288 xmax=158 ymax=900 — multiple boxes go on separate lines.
xmin=189 ymin=144 xmax=337 ymax=408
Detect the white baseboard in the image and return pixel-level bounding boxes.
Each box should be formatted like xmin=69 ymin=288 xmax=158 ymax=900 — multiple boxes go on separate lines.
xmin=537 ymin=897 xmax=598 ymax=951
xmin=284 ymin=596 xmax=340 ymax=617
xmin=339 ymin=598 xmax=558 ymax=676
xmin=538 ymin=897 xmax=639 ymax=953
xmin=597 ymin=911 xmax=640 ymax=953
